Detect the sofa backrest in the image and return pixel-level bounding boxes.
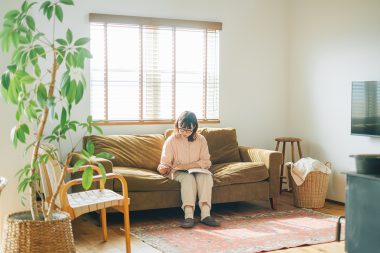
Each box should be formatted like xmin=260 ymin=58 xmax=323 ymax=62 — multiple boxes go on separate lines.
xmin=84 ymin=134 xmax=165 ymax=171
xmin=164 ymin=127 xmax=241 ymax=164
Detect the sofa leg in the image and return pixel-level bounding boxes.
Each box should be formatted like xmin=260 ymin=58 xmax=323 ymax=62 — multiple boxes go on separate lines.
xmin=270 ymin=197 xmax=278 ymax=210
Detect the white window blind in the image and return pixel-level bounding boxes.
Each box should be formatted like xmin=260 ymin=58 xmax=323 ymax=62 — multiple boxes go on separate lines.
xmin=89 ymin=14 xmax=221 ymax=123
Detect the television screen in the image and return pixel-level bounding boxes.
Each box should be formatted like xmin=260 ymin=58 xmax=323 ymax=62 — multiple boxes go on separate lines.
xmin=351 ymin=81 xmax=380 ymax=136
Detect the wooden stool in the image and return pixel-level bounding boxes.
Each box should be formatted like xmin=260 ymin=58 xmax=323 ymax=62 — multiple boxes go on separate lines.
xmin=275 ymin=137 xmax=303 ymax=194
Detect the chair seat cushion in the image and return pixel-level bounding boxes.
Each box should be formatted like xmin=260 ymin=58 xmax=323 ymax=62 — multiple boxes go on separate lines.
xmin=113 ymin=167 xmax=180 ymax=192
xmin=211 ymin=162 xmax=269 ymax=187
xmin=68 ymin=189 xmax=124 ymax=217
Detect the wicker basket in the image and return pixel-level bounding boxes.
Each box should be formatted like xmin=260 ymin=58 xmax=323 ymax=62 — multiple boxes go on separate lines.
xmin=2 ymin=211 xmax=75 ymax=253
xmin=288 ymin=164 xmax=329 ymax=208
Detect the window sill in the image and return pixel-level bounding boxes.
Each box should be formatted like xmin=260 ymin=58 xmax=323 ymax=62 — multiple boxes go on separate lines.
xmin=94 ymin=119 xmax=220 ymax=126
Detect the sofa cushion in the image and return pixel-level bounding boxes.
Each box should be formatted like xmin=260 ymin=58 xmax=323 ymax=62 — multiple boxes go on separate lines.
xmin=201 ymin=128 xmax=241 ymax=164
xmin=85 ymin=134 xmax=164 ymax=171
xmin=113 ymin=167 xmax=180 ymax=192
xmin=211 ymin=162 xmax=269 ymax=187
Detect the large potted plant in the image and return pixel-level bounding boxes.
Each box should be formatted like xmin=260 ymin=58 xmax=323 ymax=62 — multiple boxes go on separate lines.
xmin=0 ymin=0 xmax=109 ymax=252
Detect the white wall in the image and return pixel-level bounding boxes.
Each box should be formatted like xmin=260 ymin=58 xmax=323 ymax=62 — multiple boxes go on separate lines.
xmin=66 ymin=0 xmax=289 ymax=149
xmin=289 ymin=0 xmax=380 ymax=202
xmin=0 ymin=0 xmax=289 ymax=230
xmin=0 ymin=0 xmax=25 ymax=242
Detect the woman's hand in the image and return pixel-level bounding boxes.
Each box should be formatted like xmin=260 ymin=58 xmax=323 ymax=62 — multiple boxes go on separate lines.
xmin=158 ymin=165 xmax=171 ymax=175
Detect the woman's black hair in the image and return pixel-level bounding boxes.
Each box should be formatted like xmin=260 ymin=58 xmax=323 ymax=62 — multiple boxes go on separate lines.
xmin=175 ymin=111 xmax=198 ymax=142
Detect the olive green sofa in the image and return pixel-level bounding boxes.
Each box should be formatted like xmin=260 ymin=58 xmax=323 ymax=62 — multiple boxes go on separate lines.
xmin=71 ymin=128 xmax=282 ymax=211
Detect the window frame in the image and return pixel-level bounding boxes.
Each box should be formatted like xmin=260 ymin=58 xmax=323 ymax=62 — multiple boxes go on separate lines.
xmin=89 ymin=14 xmax=222 ymax=125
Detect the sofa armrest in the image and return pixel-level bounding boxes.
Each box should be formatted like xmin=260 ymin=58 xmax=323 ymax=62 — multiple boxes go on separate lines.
xmin=70 ymin=152 xmax=114 ymax=191
xmin=239 ymin=146 xmax=282 ymax=198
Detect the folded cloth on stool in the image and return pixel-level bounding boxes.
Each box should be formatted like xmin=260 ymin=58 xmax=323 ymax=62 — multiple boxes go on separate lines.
xmin=289 ymin=158 xmax=331 ymax=186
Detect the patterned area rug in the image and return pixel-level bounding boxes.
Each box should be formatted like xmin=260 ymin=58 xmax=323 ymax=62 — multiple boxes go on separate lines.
xmin=131 ymin=208 xmax=343 ymax=253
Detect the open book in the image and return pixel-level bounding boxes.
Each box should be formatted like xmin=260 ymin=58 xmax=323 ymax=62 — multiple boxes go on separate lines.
xmin=184 ymin=168 xmax=212 ymax=175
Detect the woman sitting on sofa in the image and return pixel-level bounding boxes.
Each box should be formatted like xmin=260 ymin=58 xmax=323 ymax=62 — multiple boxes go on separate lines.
xmin=157 ymin=111 xmax=220 ymax=228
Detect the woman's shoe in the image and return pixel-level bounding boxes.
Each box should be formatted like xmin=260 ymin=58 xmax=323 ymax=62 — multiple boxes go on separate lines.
xmin=180 ymin=218 xmax=196 ymax=228
xmin=201 ymin=216 xmax=220 ymax=227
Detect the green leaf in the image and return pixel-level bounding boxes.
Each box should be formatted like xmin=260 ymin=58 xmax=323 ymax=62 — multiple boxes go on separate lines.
xmin=21 ymin=1 xmax=28 ymax=12
xmin=10 ymin=126 xmax=17 ymax=147
xmin=77 ymin=47 xmax=92 ymax=59
xmin=81 ymin=149 xmax=90 ymax=158
xmin=47 ymin=96 xmax=56 ymax=119
xmin=73 ymin=159 xmax=86 ymax=172
xmin=20 ymin=73 xmax=36 ymax=84
xmin=8 ymin=79 xmax=20 ymax=104
xmin=25 ymin=15 xmax=36 ymax=31
xmin=46 ymin=6 xmax=53 ymax=20
xmin=20 ymin=123 xmax=30 ymax=135
xmin=66 ymin=29 xmax=73 ymax=44
xmin=17 ymin=178 xmax=29 ymax=193
xmin=74 ymin=37 xmax=90 ymax=46
xmin=75 ymin=81 xmax=84 ymax=104
xmin=60 ymin=0 xmax=74 ymax=5
xmin=66 ymin=81 xmax=76 ymax=103
xmin=1 ymin=73 xmax=10 ymax=90
xmin=86 ymin=140 xmax=95 ymax=156
xmin=19 ymin=36 xmax=28 ymax=44
xmin=17 ymin=127 xmax=26 ymax=143
xmin=55 ymin=5 xmax=63 ymax=22
xmin=68 ymin=122 xmax=77 ymax=131
xmin=60 ymin=107 xmax=67 ymax=128
xmin=34 ymin=64 xmax=41 ymax=77
xmin=96 ymin=152 xmax=114 ymax=160
xmin=56 ymin=38 xmax=67 ymax=46
xmin=40 ymin=1 xmax=51 ymax=11
xmin=87 ymin=115 xmax=93 ymax=124
xmin=65 ymin=53 xmax=75 ymax=67
xmin=25 ymin=103 xmax=38 ymax=121
xmin=82 ymin=166 xmax=93 ymax=190
xmin=16 ymin=103 xmax=23 ymax=121
xmin=96 ymin=162 xmax=107 ymax=185
xmin=7 ymin=64 xmax=17 ymax=73
xmin=23 ymin=2 xmax=37 ymax=13
xmin=34 ymin=45 xmax=46 ymax=58
xmin=93 ymin=125 xmax=103 ymax=134
xmin=11 ymin=32 xmax=20 ymax=48
xmin=4 ymin=10 xmax=19 ymax=20
xmin=37 ymin=83 xmax=47 ymax=107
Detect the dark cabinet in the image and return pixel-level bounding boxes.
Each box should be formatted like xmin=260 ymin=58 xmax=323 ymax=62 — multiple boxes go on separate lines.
xmin=345 ymin=173 xmax=380 ymax=253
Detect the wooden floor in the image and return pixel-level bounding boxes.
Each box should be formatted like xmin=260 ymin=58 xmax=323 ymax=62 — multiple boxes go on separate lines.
xmin=73 ymin=192 xmax=345 ymax=253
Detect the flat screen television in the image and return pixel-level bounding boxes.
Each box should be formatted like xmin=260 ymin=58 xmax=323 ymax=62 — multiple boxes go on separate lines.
xmin=351 ymin=81 xmax=380 ymax=136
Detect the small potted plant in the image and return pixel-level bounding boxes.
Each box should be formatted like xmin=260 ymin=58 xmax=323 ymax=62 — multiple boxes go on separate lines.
xmin=0 ymin=0 xmax=109 ymax=252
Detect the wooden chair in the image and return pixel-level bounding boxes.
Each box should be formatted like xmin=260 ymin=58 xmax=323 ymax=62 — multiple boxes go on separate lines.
xmin=39 ymin=154 xmax=131 ymax=253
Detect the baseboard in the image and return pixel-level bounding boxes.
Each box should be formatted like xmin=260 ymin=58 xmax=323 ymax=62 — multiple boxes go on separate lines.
xmin=326 ymin=198 xmax=345 ymax=206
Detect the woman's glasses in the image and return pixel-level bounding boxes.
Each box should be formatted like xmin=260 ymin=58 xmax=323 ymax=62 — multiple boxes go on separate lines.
xmin=178 ymin=128 xmax=194 ymax=133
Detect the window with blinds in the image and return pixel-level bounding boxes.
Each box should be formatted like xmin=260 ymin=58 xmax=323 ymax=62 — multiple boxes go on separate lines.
xmin=89 ymin=14 xmax=221 ymax=123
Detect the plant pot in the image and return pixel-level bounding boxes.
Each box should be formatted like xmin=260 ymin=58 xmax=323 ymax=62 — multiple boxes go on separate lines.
xmin=2 ymin=211 xmax=75 ymax=253
xmin=350 ymin=154 xmax=380 ymax=174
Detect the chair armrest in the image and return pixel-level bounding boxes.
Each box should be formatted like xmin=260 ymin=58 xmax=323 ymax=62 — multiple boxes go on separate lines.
xmin=70 ymin=152 xmax=114 ymax=191
xmin=239 ymin=146 xmax=282 ymax=198
xmin=67 ymin=165 xmax=102 ymax=175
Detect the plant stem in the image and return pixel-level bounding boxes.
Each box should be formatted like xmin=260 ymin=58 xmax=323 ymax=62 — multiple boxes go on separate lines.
xmin=46 ymin=153 xmax=72 ymax=220
xmin=30 ymin=49 xmax=58 ymax=220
